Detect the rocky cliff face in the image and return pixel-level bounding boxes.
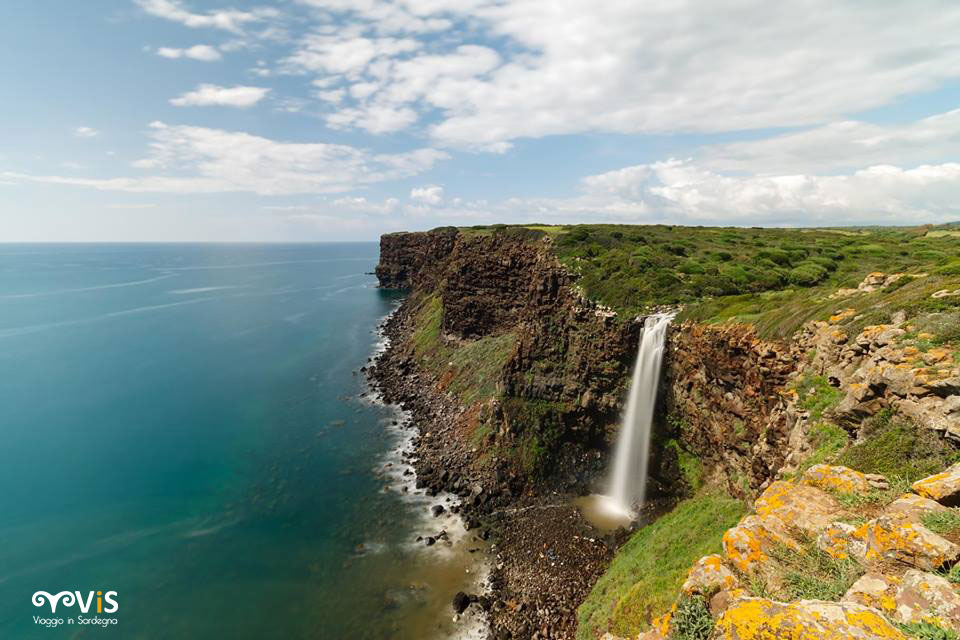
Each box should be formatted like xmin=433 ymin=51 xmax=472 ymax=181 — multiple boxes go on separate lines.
xmin=374 ymin=228 xmax=805 ymax=497
xmin=664 ymin=323 xmax=800 ymax=497
xmin=375 ymin=228 xmax=648 ymax=487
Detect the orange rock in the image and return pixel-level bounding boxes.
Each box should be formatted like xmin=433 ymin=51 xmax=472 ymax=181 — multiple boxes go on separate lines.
xmin=682 ymin=554 xmax=740 ymax=595
xmin=713 ymin=597 xmax=907 ymax=639
xmin=913 ymin=464 xmax=960 ymax=506
xmin=801 ymin=464 xmax=886 ymax=494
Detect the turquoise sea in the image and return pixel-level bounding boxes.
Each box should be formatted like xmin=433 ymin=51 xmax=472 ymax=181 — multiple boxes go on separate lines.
xmin=0 ymin=244 xmax=484 ymax=639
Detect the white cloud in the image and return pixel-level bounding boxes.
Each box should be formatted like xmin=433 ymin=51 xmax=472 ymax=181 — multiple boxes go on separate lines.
xmin=282 ymin=34 xmax=421 ymax=76
xmin=702 ymin=108 xmax=960 ymax=174
xmin=74 ymin=126 xmax=99 ymax=138
xmin=277 ymin=1 xmax=960 ymax=149
xmin=136 ymin=0 xmax=279 ymax=33
xmin=169 ymin=84 xmax=270 ymax=108
xmin=4 ymin=122 xmax=448 ymax=196
xmin=156 ymin=44 xmax=222 ymax=61
xmin=562 ymin=159 xmax=960 ymax=225
xmin=409 ymin=184 xmax=443 ymax=205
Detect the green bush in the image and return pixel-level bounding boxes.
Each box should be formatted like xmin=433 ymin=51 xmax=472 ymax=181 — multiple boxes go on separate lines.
xmin=787 ymin=262 xmax=829 ymax=286
xmin=838 ymin=410 xmax=960 ymax=482
xmin=669 ymin=596 xmax=714 ymax=640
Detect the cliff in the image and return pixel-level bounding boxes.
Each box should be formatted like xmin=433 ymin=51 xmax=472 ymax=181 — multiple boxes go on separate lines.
xmin=371 ymin=224 xmax=960 ymax=640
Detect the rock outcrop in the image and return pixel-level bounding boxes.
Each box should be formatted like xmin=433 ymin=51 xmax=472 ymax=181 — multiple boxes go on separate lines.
xmin=664 ymin=323 xmax=799 ymax=496
xmin=644 ymin=464 xmax=960 ymax=640
xmin=796 ymin=312 xmax=960 ymax=441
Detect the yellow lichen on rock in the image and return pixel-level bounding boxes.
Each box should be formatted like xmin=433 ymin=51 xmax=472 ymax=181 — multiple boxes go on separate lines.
xmin=723 ymin=515 xmax=799 ymax=573
xmin=860 ymin=515 xmax=960 ymax=571
xmin=883 ymin=493 xmax=948 ymax=522
xmin=713 ymin=598 xmax=907 ymax=639
xmin=754 ymin=480 xmax=845 ymax=535
xmin=801 ymin=464 xmax=871 ymax=494
xmin=913 ymin=463 xmax=960 ymax=505
xmin=682 ymin=554 xmax=740 ymax=596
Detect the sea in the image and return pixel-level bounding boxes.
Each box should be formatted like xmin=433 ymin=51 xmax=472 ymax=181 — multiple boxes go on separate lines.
xmin=0 ymin=243 xmax=486 ymax=639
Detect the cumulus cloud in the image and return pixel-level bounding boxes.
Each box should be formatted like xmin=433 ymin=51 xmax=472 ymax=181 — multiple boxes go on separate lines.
xmin=565 ymin=159 xmax=960 ymax=225
xmin=155 ymin=44 xmax=222 ymax=61
xmin=701 ymin=108 xmax=960 ymax=174
xmin=136 ymin=0 xmax=279 ymax=33
xmin=277 ymin=1 xmax=960 ymax=149
xmin=409 ymin=184 xmax=443 ymax=205
xmin=4 ymin=122 xmax=447 ymax=196
xmin=169 ymin=84 xmax=270 ymax=107
xmin=74 ymin=126 xmax=99 ymax=138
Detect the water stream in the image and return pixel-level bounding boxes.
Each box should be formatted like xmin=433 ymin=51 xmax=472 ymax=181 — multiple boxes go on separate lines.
xmin=578 ymin=313 xmax=674 ymax=529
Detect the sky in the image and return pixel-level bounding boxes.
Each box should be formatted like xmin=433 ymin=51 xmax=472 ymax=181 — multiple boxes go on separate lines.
xmin=1 ymin=1 xmax=959 ymax=241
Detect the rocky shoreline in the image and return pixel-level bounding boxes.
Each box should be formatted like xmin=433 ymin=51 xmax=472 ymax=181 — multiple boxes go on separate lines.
xmin=368 ymin=297 xmax=640 ymax=640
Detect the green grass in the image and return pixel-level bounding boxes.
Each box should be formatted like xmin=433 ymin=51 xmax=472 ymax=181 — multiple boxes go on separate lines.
xmin=576 ymin=491 xmax=746 ymax=639
xmin=409 ymin=293 xmax=515 ymax=406
xmin=836 ymin=410 xmax=960 ymax=482
xmin=799 ymin=420 xmax=850 ymax=471
xmin=765 ymin=538 xmax=864 ymax=601
xmin=794 ymin=375 xmax=843 ymax=421
xmin=897 ymin=621 xmax=960 ymax=640
xmin=922 ymin=509 xmax=960 ymax=536
xmin=665 ymin=439 xmax=704 ymax=491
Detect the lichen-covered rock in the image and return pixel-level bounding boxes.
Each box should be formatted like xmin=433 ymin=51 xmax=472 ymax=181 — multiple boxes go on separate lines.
xmin=843 ymin=570 xmax=960 ymax=632
xmin=712 ymin=597 xmax=907 ymax=639
xmin=818 ymin=521 xmax=868 ymax=560
xmin=801 ymin=465 xmax=887 ymax=494
xmin=913 ymin=463 xmax=960 ymax=505
xmin=723 ymin=514 xmax=799 ymax=573
xmin=753 ymin=480 xmax=845 ymax=536
xmin=860 ymin=515 xmax=960 ymax=570
xmin=724 ymin=481 xmax=845 ymax=572
xmin=709 ymin=588 xmax=750 ymax=617
xmin=682 ymin=554 xmax=740 ymax=595
xmin=842 ymin=573 xmax=901 ymax=614
xmin=818 ymin=515 xmax=960 ymax=570
xmin=893 ymin=569 xmax=960 ymax=632
xmin=883 ymin=493 xmax=949 ymax=522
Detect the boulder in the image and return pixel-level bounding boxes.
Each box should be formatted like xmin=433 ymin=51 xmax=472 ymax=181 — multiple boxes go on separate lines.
xmin=883 ymin=493 xmax=949 ymax=522
xmin=913 ymin=464 xmax=960 ymax=506
xmin=818 ymin=522 xmax=868 ymax=560
xmin=844 ymin=570 xmax=960 ymax=633
xmin=860 ymin=515 xmax=960 ymax=570
xmin=452 ymin=591 xmax=471 ymax=614
xmin=723 ymin=514 xmax=799 ymax=573
xmin=682 ymin=555 xmax=740 ymax=596
xmin=819 ymin=515 xmax=960 ymax=570
xmin=841 ymin=573 xmax=900 ymax=613
xmin=712 ymin=598 xmax=906 ymax=639
xmin=753 ymin=480 xmax=846 ymax=536
xmin=801 ymin=465 xmax=887 ymax=494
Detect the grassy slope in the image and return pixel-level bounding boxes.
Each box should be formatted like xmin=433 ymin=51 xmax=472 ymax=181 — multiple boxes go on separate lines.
xmin=576 ymin=491 xmax=746 ymax=640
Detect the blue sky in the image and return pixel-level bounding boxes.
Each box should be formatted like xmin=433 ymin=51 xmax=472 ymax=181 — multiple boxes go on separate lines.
xmin=1 ymin=1 xmax=959 ymax=241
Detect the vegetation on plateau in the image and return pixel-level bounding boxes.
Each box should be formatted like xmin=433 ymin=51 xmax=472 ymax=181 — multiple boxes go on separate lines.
xmin=460 ymin=222 xmax=960 ymax=339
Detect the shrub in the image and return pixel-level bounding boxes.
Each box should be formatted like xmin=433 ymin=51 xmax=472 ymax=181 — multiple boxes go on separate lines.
xmin=787 ymin=262 xmax=829 ymax=286
xmin=669 ymin=596 xmax=714 ymax=640
xmin=838 ymin=410 xmax=960 ymax=482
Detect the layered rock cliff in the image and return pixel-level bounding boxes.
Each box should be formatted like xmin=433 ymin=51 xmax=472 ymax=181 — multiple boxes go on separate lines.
xmin=371 ymin=226 xmax=960 ymax=640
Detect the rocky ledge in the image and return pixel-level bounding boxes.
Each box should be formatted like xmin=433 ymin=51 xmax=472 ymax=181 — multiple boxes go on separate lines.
xmin=618 ymin=463 xmax=960 ymax=639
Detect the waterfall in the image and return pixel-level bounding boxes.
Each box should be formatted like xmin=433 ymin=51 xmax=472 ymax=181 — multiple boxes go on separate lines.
xmin=606 ymin=312 xmax=674 ymax=517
